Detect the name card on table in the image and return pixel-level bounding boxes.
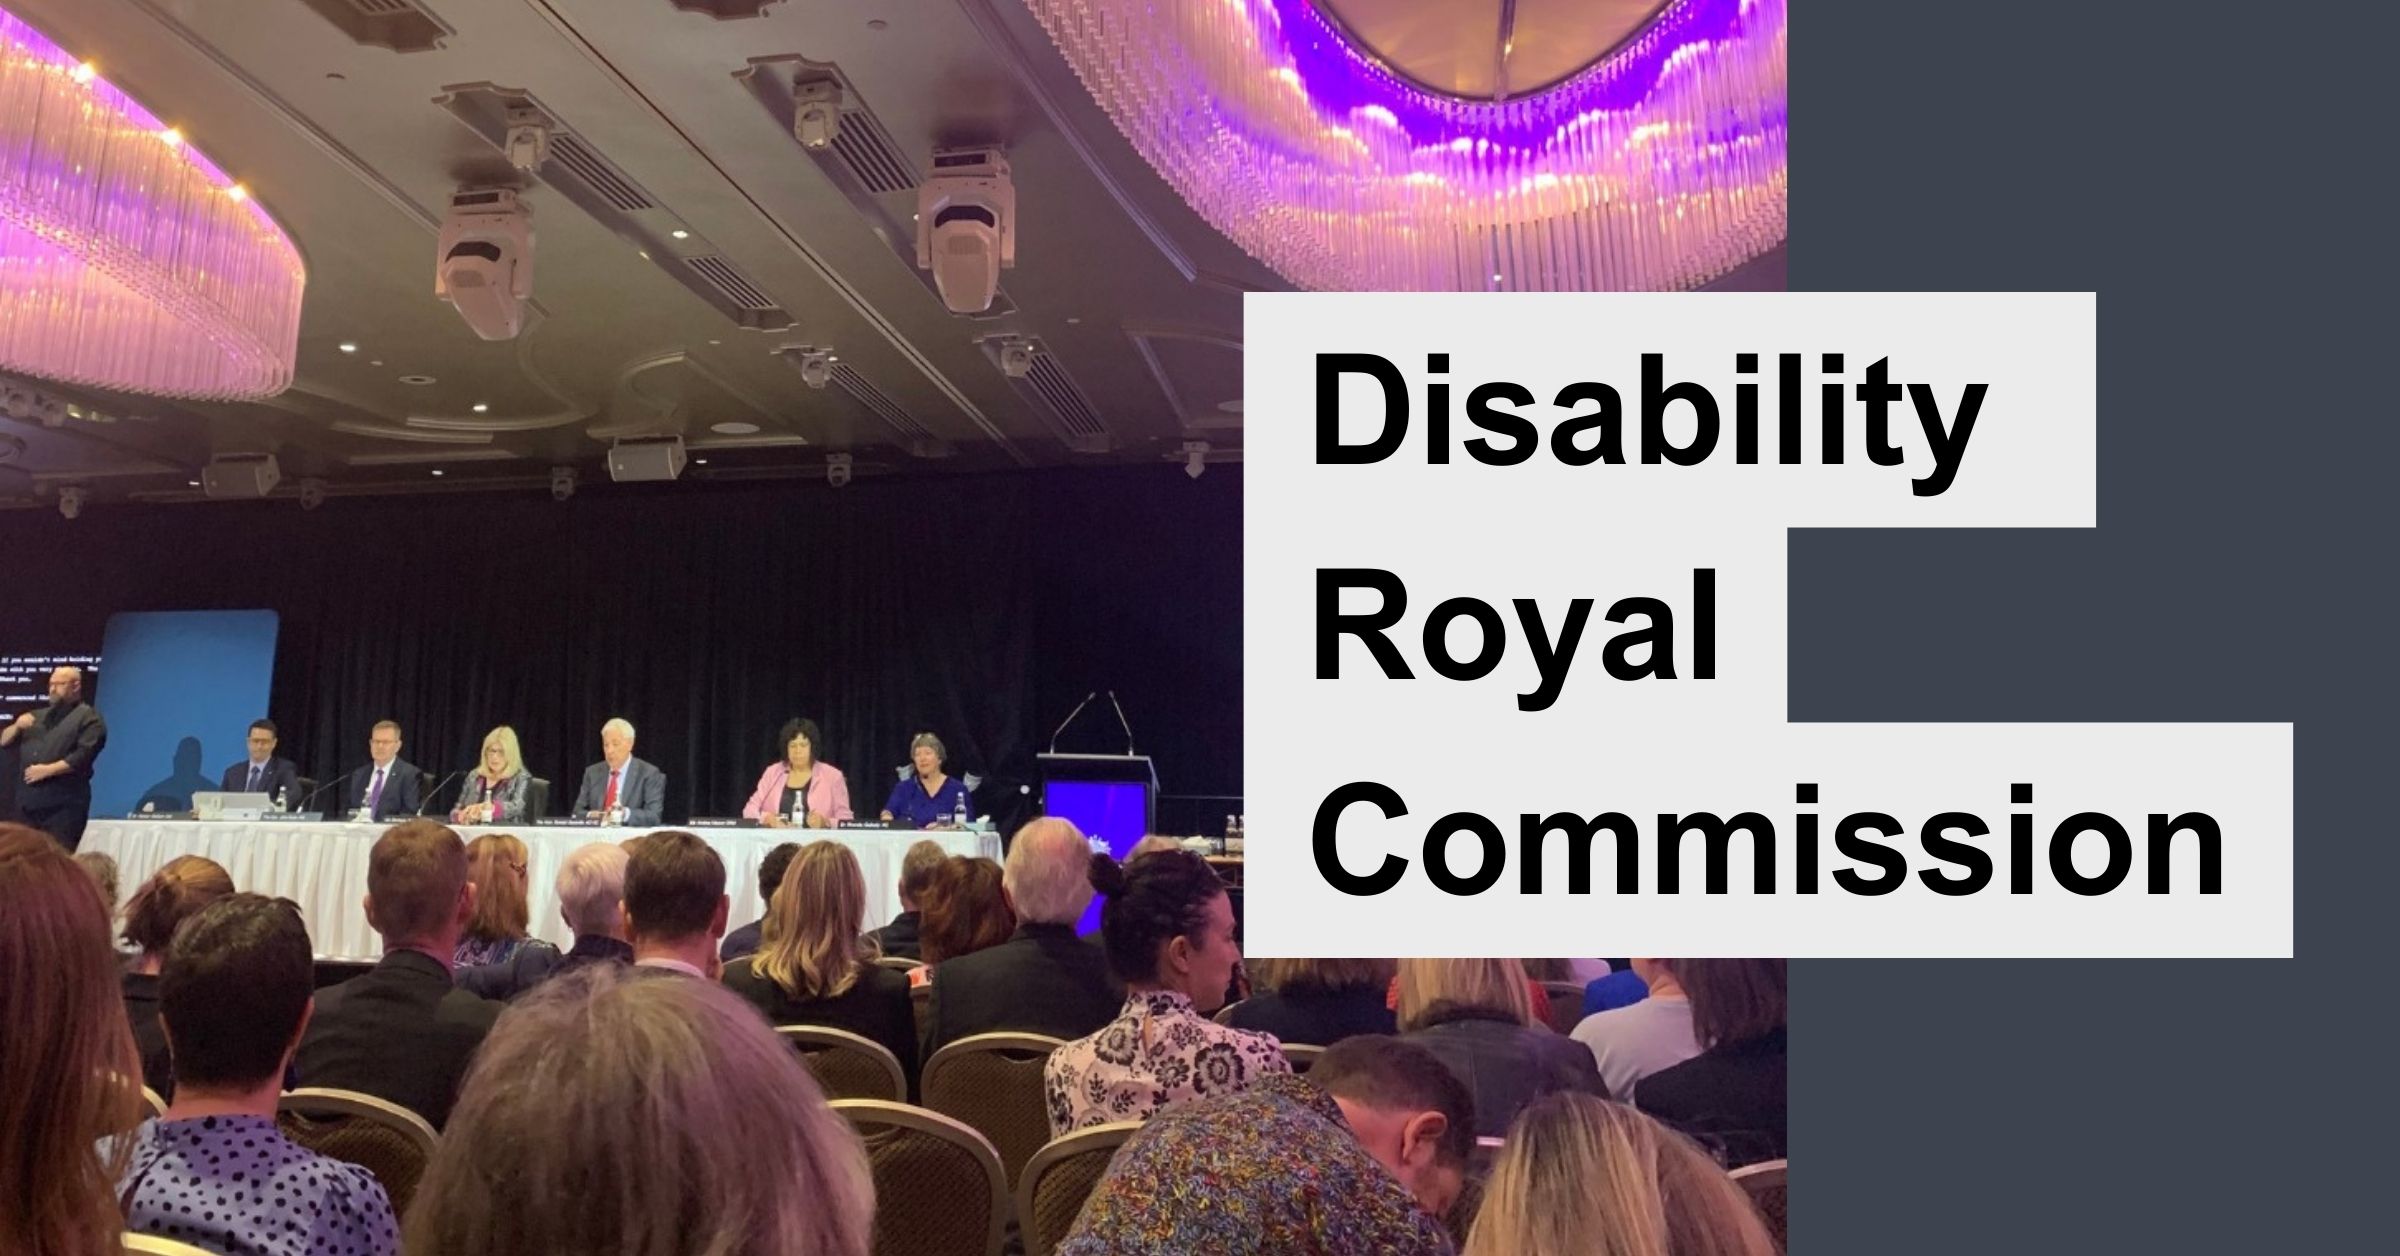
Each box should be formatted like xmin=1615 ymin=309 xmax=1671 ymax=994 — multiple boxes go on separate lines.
xmin=257 ymin=811 xmax=324 ymax=823
xmin=532 ymin=818 xmax=603 ymax=828
xmin=686 ymin=817 xmax=750 ymax=828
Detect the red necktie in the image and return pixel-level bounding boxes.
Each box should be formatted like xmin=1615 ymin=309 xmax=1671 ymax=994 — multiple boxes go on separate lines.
xmin=604 ymin=769 xmax=620 ymax=811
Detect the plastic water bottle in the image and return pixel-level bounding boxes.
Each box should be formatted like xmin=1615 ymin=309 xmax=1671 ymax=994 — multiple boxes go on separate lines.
xmin=952 ymin=789 xmax=969 ymax=829
xmin=274 ymin=787 xmax=289 ymax=813
xmin=1229 ymin=815 xmax=1246 ymax=855
xmin=1222 ymin=814 xmax=1236 ymax=856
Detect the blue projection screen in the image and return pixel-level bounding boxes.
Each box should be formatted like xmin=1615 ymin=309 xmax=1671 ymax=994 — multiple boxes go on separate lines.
xmin=1046 ymin=778 xmax=1153 ymax=935
xmin=89 ymin=611 xmax=279 ymax=817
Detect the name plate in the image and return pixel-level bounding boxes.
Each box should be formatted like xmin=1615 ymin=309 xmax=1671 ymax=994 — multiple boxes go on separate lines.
xmin=687 ymin=817 xmax=748 ymax=828
xmin=257 ymin=811 xmax=324 ymax=823
xmin=836 ymin=819 xmax=910 ymax=831
xmin=532 ymin=818 xmax=603 ymax=828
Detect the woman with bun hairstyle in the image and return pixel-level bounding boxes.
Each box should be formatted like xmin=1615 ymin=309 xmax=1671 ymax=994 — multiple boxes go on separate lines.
xmin=119 ymin=854 xmax=236 ymax=1098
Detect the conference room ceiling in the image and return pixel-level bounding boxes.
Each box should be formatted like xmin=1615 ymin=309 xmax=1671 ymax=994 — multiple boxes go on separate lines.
xmin=0 ymin=0 xmax=1286 ymax=507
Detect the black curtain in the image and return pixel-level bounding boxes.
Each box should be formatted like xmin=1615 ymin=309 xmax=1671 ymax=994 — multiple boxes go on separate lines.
xmin=0 ymin=465 xmax=1242 ymax=828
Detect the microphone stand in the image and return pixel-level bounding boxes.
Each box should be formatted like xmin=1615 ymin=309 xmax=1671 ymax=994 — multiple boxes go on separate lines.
xmin=1047 ymin=692 xmax=1098 ymax=754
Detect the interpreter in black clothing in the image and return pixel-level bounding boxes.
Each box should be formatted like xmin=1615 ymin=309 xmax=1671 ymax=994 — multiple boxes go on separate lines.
xmin=3 ymin=666 xmax=108 ymax=850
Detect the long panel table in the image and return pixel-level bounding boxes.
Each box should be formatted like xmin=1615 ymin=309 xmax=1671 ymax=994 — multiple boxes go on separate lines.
xmin=82 ymin=818 xmax=1000 ymax=962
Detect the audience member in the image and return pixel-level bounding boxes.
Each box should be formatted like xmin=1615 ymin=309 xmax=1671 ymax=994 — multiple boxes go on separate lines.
xmin=923 ymin=819 xmax=1117 ymax=1054
xmin=1127 ymin=834 xmax=1182 ymax=860
xmin=1226 ymin=957 xmax=1400 ymax=1046
xmin=1398 ymin=958 xmax=1603 ymax=1139
xmin=1584 ymin=967 xmax=1651 ymax=1016
xmin=71 ymin=849 xmax=117 ymax=911
xmin=119 ymin=854 xmax=236 ymax=1099
xmin=719 ymin=840 xmax=802 ymax=963
xmin=293 ymin=820 xmax=501 ymax=1129
xmin=1059 ymin=1035 xmax=1470 ymax=1255
xmin=406 ymin=965 xmax=873 ymax=1256
xmin=1633 ymin=959 xmax=1787 ymax=1164
xmin=459 ymin=841 xmax=632 ymax=1000
xmin=0 ymin=824 xmax=137 ymax=1256
xmin=623 ymin=829 xmax=729 ymax=978
xmin=122 ymin=894 xmax=399 ymax=1255
xmin=910 ymin=854 xmax=1014 ymax=988
xmin=723 ymin=841 xmax=917 ymax=1090
xmin=1463 ymin=1092 xmax=1778 ymax=1256
xmin=1045 ymin=848 xmax=1285 ymax=1134
xmin=867 ymin=838 xmax=947 ymax=960
xmin=454 ymin=832 xmax=557 ymax=969
xmin=1572 ymin=958 xmax=1702 ymax=1101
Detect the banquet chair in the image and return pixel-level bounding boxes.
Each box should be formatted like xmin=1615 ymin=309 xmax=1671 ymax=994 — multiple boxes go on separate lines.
xmin=141 ymin=1084 xmax=167 ymax=1121
xmin=289 ymin=777 xmax=317 ymax=813
xmin=1730 ymin=1157 xmax=1788 ymax=1251
xmin=276 ymin=1087 xmax=438 ymax=1217
xmin=1280 ymin=1042 xmax=1325 ymax=1072
xmin=832 ymin=1100 xmax=1009 ymax=1256
xmin=921 ymin=1032 xmax=1068 ymax=1188
xmin=912 ymin=981 xmax=933 ymax=1041
xmin=96 ymin=1071 xmax=158 ymax=1137
xmin=1537 ymin=981 xmax=1588 ymax=1035
xmin=875 ymin=955 xmax=926 ymax=972
xmin=1211 ymin=1000 xmax=1243 ymax=1026
xmin=124 ymin=1236 xmax=217 ymax=1255
xmin=526 ymin=777 xmax=551 ymax=819
xmin=1015 ymin=1121 xmax=1141 ymax=1256
xmin=777 ymin=1025 xmax=907 ymax=1101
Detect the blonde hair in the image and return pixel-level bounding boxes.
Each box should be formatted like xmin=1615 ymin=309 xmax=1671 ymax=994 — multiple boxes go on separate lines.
xmin=406 ymin=964 xmax=874 ymax=1256
xmin=475 ymin=724 xmax=525 ymax=782
xmin=752 ymin=841 xmax=873 ymax=1000
xmin=1127 ymin=835 xmax=1182 ymax=860
xmin=1253 ymin=956 xmax=1396 ymax=994
xmin=463 ymin=833 xmax=531 ymax=944
xmin=1463 ymin=1093 xmax=1778 ymax=1256
xmin=1396 ymin=957 xmax=1536 ymax=1031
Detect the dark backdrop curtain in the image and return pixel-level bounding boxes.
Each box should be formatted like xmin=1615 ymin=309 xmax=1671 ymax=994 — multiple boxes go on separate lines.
xmin=0 ymin=465 xmax=1241 ymax=830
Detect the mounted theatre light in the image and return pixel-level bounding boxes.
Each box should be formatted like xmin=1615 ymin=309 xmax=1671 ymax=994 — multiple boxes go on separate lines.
xmin=0 ymin=6 xmax=306 ymax=398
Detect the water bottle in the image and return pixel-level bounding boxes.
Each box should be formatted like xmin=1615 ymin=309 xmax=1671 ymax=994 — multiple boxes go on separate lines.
xmin=1222 ymin=814 xmax=1236 ymax=856
xmin=274 ymin=787 xmax=289 ymax=813
xmin=1229 ymin=814 xmax=1246 ymax=855
xmin=791 ymin=797 xmax=806 ymax=828
xmin=952 ymin=788 xmax=969 ymax=829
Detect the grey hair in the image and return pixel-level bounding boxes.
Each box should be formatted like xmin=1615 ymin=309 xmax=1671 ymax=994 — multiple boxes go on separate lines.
xmin=1002 ymin=817 xmax=1095 ymax=926
xmin=555 ymin=842 xmax=630 ymax=937
xmin=909 ymin=732 xmax=945 ymax=762
xmin=602 ymin=718 xmax=636 ymax=741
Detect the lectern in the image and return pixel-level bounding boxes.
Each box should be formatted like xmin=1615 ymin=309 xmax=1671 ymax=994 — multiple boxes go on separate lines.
xmin=1039 ymin=752 xmax=1159 ymax=934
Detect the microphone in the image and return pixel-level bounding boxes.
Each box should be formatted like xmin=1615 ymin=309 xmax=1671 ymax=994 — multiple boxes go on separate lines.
xmin=293 ymin=775 xmax=345 ymax=815
xmin=1105 ymin=690 xmax=1137 ymax=756
xmin=1048 ymin=692 xmax=1098 ymax=754
xmin=416 ymin=770 xmax=468 ymax=818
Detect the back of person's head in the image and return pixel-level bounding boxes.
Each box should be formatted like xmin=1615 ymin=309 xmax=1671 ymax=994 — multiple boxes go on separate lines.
xmin=462 ymin=832 xmax=531 ymax=944
xmin=0 ymin=824 xmax=137 ymax=1256
xmin=121 ymin=854 xmax=236 ymax=954
xmin=71 ymin=850 xmax=118 ymax=909
xmin=366 ymin=820 xmax=471 ymax=950
xmin=1087 ymin=848 xmax=1226 ymax=985
xmin=755 ymin=842 xmax=870 ymax=1000
xmin=160 ymin=894 xmax=314 ymax=1091
xmin=1126 ymin=834 xmax=1182 ymax=861
xmin=917 ymin=856 xmax=1013 ymax=965
xmin=556 ymin=841 xmax=631 ymax=938
xmin=1396 ymin=957 xmax=1537 ymax=1032
xmin=1463 ymin=1092 xmax=1777 ymax=1256
xmin=1002 ymin=817 xmax=1095 ymax=925
xmin=757 ymin=840 xmax=804 ymax=904
xmin=407 ymin=964 xmax=873 ymax=1256
xmin=1309 ymin=1035 xmax=1476 ymax=1213
xmin=896 ymin=838 xmax=947 ymax=908
xmin=1254 ymin=956 xmax=1396 ymax=995
xmin=622 ymin=830 xmax=727 ymax=944
xmin=1671 ymin=959 xmax=1787 ymax=1049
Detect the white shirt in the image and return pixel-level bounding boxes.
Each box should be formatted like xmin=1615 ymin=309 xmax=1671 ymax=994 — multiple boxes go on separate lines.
xmin=1571 ymin=994 xmax=1701 ymax=1101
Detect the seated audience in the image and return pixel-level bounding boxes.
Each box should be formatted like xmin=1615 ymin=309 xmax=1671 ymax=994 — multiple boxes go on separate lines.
xmin=454 ymin=832 xmax=558 ymax=969
xmin=722 ymin=841 xmax=918 ymax=1090
xmin=294 ymin=820 xmax=501 ymax=1129
xmin=1584 ymin=967 xmax=1651 ymax=1016
xmin=0 ymin=824 xmax=139 ymax=1256
xmin=1572 ymin=958 xmax=1702 ymax=1101
xmin=719 ymin=840 xmax=802 ymax=963
xmin=1127 ymin=834 xmax=1183 ymax=860
xmin=1398 ymin=957 xmax=1603 ymax=1139
xmin=1059 ymin=1035 xmax=1470 ymax=1255
xmin=923 ymin=819 xmax=1118 ymax=1053
xmin=867 ymin=838 xmax=947 ymax=960
xmin=1045 ymin=848 xmax=1286 ymax=1134
xmin=909 ymin=853 xmax=1014 ymax=989
xmin=407 ymin=965 xmax=873 ymax=1256
xmin=624 ymin=829 xmax=730 ymax=978
xmin=122 ymin=894 xmax=398 ymax=1255
xmin=1226 ymin=957 xmax=1400 ymax=1046
xmin=119 ymin=854 xmax=236 ymax=1099
xmin=71 ymin=849 xmax=118 ymax=911
xmin=1633 ymin=958 xmax=1787 ymax=1164
xmin=459 ymin=841 xmax=633 ymax=1000
xmin=1462 ymin=1092 xmax=1778 ymax=1256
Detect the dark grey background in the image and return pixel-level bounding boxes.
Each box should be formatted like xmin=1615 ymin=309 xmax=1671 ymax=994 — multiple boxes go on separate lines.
xmin=1790 ymin=3 xmax=2393 ymax=1251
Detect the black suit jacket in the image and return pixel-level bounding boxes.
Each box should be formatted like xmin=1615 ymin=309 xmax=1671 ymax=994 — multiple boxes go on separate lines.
xmin=293 ymin=949 xmax=501 ymax=1129
xmin=220 ymin=757 xmax=301 ymax=803
xmin=339 ymin=759 xmax=425 ymax=821
xmin=923 ymin=922 xmax=1121 ymax=1055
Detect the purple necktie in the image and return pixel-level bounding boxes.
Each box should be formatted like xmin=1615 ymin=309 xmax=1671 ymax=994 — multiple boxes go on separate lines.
xmin=367 ymin=767 xmax=386 ymax=813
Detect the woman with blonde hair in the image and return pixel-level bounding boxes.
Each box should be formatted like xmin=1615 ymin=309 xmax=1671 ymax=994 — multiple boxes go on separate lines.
xmin=119 ymin=853 xmax=236 ymax=1098
xmin=1397 ymin=957 xmax=1603 ymax=1138
xmin=722 ymin=841 xmax=918 ymax=1090
xmin=0 ymin=824 xmax=140 ymax=1256
xmin=1464 ymin=1092 xmax=1778 ymax=1256
xmin=454 ymin=833 xmax=559 ymax=969
xmin=407 ymin=964 xmax=875 ymax=1256
xmin=452 ymin=724 xmax=533 ymax=825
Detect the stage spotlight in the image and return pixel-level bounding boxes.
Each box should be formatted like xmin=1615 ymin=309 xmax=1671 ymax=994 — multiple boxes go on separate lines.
xmin=797 ymin=348 xmax=835 ymax=389
xmin=57 ymin=485 xmax=85 ymax=519
xmin=793 ymin=79 xmax=842 ymax=151
xmin=827 ymin=452 xmax=853 ymax=488
xmin=1183 ymin=440 xmax=1209 ymax=480
xmin=550 ymin=465 xmax=578 ymax=501
xmin=298 ymin=477 xmax=326 ymax=511
xmin=503 ymin=106 xmax=551 ymax=173
xmin=915 ymin=147 xmax=1015 ymax=314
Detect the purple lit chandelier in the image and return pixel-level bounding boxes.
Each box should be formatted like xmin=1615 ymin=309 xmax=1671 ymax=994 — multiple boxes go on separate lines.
xmin=0 ymin=5 xmax=304 ymax=399
xmin=1023 ymin=0 xmax=1786 ymax=291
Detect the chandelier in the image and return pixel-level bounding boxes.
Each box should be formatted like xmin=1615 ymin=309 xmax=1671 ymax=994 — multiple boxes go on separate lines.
xmin=1021 ymin=0 xmax=1786 ymax=292
xmin=0 ymin=5 xmax=303 ymax=400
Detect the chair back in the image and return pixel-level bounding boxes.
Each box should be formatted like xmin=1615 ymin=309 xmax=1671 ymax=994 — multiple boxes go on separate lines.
xmin=141 ymin=1084 xmax=167 ymax=1121
xmin=921 ymin=1032 xmax=1068 ymax=1188
xmin=1015 ymin=1121 xmax=1140 ymax=1256
xmin=833 ymin=1099 xmax=1009 ymax=1256
xmin=875 ymin=955 xmax=926 ymax=972
xmin=291 ymin=776 xmax=317 ymax=812
xmin=912 ymin=980 xmax=933 ymax=1042
xmin=527 ymin=776 xmax=552 ymax=818
xmin=276 ymin=1087 xmax=438 ymax=1217
xmin=1730 ymin=1158 xmax=1788 ymax=1251
xmin=777 ymin=1025 xmax=907 ymax=1101
xmin=1281 ymin=1042 xmax=1326 ymax=1072
xmin=124 ymin=1236 xmax=219 ymax=1255
xmin=1211 ymin=1000 xmax=1242 ymax=1026
xmin=1537 ymin=981 xmax=1587 ymax=1034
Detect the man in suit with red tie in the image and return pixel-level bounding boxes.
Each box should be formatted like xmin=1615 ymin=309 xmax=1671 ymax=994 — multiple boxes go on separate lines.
xmin=340 ymin=720 xmax=424 ymax=821
xmin=572 ymin=718 xmax=665 ymax=826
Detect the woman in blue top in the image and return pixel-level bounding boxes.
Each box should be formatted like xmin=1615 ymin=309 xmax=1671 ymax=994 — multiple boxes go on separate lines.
xmin=880 ymin=733 xmax=969 ymax=828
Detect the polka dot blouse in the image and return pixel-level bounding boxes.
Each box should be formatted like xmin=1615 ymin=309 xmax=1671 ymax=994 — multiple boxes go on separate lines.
xmin=117 ymin=1115 xmax=398 ymax=1256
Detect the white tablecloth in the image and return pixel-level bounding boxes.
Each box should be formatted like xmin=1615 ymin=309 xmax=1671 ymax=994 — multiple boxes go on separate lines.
xmin=82 ymin=819 xmax=1000 ymax=962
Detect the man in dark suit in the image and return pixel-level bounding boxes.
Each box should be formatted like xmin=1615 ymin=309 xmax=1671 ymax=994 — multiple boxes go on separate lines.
xmin=218 ymin=718 xmax=301 ymax=805
xmin=623 ymin=830 xmax=729 ymax=979
xmin=925 ymin=818 xmax=1121 ymax=1054
xmin=869 ymin=838 xmax=948 ymax=961
xmin=293 ymin=819 xmax=500 ymax=1129
xmin=570 ymin=717 xmax=665 ymax=825
xmin=719 ymin=840 xmax=801 ymax=964
xmin=338 ymin=720 xmax=424 ymax=820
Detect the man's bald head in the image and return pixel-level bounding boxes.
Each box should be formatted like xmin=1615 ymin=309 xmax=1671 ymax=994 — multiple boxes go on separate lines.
xmin=47 ymin=667 xmax=82 ymax=702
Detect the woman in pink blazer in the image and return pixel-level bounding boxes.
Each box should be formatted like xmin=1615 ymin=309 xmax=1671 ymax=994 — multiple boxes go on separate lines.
xmin=742 ymin=717 xmax=853 ymax=828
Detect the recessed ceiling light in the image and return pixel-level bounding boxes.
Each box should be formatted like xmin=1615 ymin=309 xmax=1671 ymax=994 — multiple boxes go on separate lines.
xmin=1218 ymin=399 xmax=1244 ymax=414
xmin=868 ymin=18 xmax=888 ymax=30
xmin=226 ymin=184 xmax=248 ymax=202
xmin=708 ymin=339 xmax=721 ymax=346
xmin=430 ymin=469 xmax=444 ymax=477
xmin=1066 ymin=316 xmax=1082 ymax=325
xmin=670 ymin=229 xmax=689 ymax=240
xmin=398 ymin=374 xmax=436 ymax=386
xmin=471 ymin=403 xmax=488 ymax=413
xmin=638 ymin=250 xmax=650 ymax=260
xmin=710 ymin=421 xmax=761 ymax=435
xmin=369 ymin=359 xmax=384 ymax=366
xmin=186 ymin=479 xmax=199 ymax=487
xmin=338 ymin=342 xmax=358 ymax=353
xmin=72 ymin=62 xmax=97 ymax=84
xmin=695 ymin=458 xmax=710 ymax=465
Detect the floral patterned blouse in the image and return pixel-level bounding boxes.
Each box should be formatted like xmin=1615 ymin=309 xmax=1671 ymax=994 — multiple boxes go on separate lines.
xmin=1044 ymin=989 xmax=1290 ymax=1135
